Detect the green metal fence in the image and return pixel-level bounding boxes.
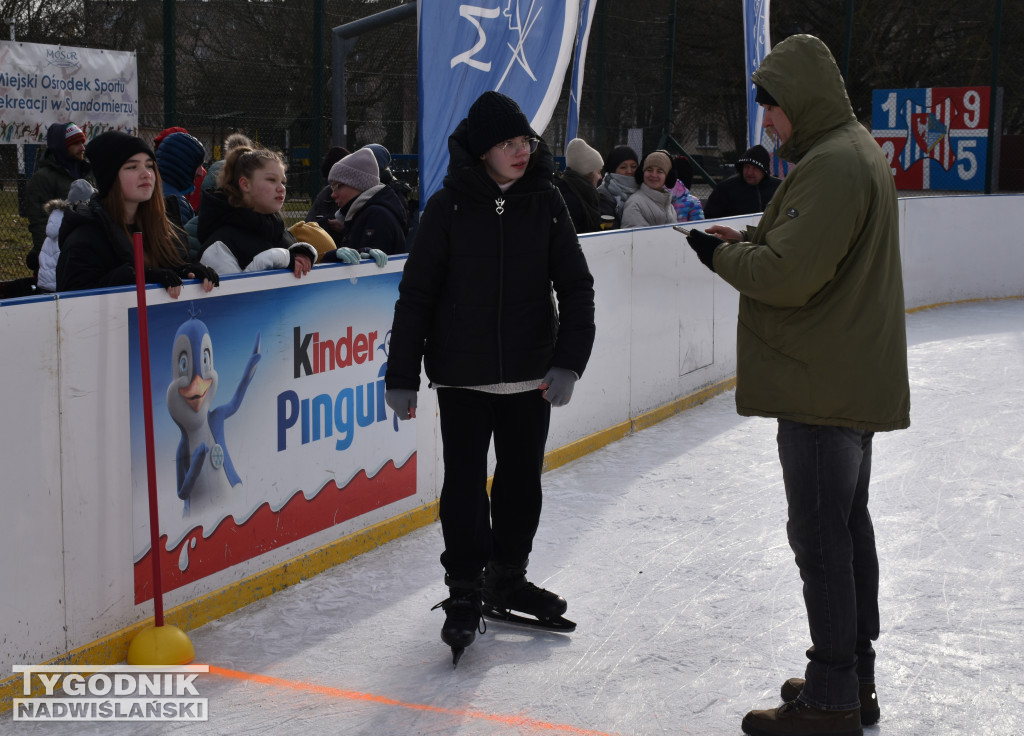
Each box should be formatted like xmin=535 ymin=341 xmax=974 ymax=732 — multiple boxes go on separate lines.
xmin=2 ymin=0 xmax=1020 ymax=283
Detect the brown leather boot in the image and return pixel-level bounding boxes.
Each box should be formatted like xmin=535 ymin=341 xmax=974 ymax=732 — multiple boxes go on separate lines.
xmin=741 ymin=699 xmax=862 ymax=736
xmin=780 ymin=677 xmax=880 ymax=726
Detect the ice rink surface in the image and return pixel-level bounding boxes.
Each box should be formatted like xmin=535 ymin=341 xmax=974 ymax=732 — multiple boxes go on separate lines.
xmin=6 ymin=298 xmax=1024 ymax=735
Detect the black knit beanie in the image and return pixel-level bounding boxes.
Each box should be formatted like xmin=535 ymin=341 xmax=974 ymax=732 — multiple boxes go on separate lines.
xmin=320 ymin=146 xmax=350 ymax=179
xmin=466 ymin=91 xmax=534 ymax=158
xmin=603 ymin=145 xmax=639 ymax=174
xmin=86 ymin=130 xmax=156 ymax=198
xmin=755 ymin=84 xmax=779 ymax=107
xmin=735 ymin=144 xmax=771 ymax=176
xmin=673 ymin=156 xmax=695 ymax=189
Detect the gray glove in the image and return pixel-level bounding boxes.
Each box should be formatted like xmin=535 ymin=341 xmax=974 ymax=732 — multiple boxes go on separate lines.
xmin=385 ymin=388 xmax=417 ymax=420
xmin=334 ymin=247 xmax=360 ymax=264
xmin=539 ymin=367 xmax=578 ymax=407
xmin=362 ymin=249 xmax=388 ymax=268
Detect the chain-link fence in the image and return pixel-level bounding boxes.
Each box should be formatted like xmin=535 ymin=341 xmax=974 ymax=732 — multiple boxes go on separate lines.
xmin=2 ymin=0 xmax=1021 ymax=282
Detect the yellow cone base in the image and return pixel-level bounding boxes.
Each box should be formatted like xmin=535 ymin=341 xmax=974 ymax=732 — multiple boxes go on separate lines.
xmin=126 ymin=624 xmax=195 ymax=665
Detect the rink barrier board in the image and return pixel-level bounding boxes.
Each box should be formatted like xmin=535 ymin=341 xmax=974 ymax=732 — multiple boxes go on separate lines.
xmin=2 ymin=193 xmax=1022 ymax=712
xmin=0 ymin=375 xmax=739 ymax=711
xmin=0 ymin=375 xmax=740 ymax=711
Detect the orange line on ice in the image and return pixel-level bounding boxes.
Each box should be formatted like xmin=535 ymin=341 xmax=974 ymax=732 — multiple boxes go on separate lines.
xmin=206 ymin=664 xmax=616 ymax=735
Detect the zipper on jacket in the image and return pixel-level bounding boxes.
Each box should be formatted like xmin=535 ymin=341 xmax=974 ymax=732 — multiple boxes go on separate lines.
xmin=496 ymin=204 xmax=504 ymax=382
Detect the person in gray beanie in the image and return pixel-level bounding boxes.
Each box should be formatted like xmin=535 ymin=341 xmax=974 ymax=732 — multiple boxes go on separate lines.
xmin=385 ymin=89 xmax=595 ymax=666
xmin=554 ymin=137 xmax=605 ymax=233
xmin=704 ymin=143 xmax=782 ymax=219
xmin=319 ymin=146 xmax=407 ymax=263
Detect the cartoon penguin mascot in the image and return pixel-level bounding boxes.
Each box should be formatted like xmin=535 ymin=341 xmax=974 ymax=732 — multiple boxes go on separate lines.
xmin=166 ymin=306 xmax=261 ymax=517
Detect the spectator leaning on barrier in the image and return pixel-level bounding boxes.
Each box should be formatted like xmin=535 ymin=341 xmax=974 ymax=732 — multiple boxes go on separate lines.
xmin=596 ymin=144 xmax=639 ymax=227
xmin=25 ymin=122 xmax=95 ymax=273
xmin=56 ymin=131 xmax=217 ymax=297
xmin=198 ymin=146 xmax=317 ymax=278
xmin=367 ymin=142 xmax=419 ymax=248
xmin=669 ymin=156 xmax=705 ymax=223
xmin=384 ymin=90 xmax=596 ymax=664
xmin=620 ymin=149 xmax=677 ymax=228
xmin=553 ymin=137 xmax=606 ymax=234
xmin=304 ymin=145 xmax=350 ymax=246
xmin=154 ymin=126 xmax=207 ymax=213
xmin=684 ymin=34 xmax=909 ymax=736
xmin=319 ymin=146 xmax=407 ymax=263
xmin=201 ymin=132 xmax=253 ymax=206
xmin=155 ymin=131 xmax=206 ymax=238
xmin=703 ymin=144 xmax=782 ymax=219
xmin=35 ymin=179 xmax=96 ymax=293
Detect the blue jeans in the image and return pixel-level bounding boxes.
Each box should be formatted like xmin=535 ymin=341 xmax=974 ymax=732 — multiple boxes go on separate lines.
xmin=777 ymin=420 xmax=880 ymax=712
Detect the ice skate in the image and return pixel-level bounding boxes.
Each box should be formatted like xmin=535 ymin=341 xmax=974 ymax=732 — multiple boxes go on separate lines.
xmin=431 ymin=574 xmax=485 ymax=667
xmin=481 ymin=560 xmax=576 ymax=632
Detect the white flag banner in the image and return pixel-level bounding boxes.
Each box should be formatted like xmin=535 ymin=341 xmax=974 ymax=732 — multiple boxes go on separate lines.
xmin=0 ymin=40 xmax=138 ymax=145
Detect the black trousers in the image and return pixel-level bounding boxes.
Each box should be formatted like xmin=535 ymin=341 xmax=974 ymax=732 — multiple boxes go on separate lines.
xmin=436 ymin=387 xmax=551 ymax=581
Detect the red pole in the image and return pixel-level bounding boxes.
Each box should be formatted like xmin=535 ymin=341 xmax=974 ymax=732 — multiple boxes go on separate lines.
xmin=132 ymin=232 xmax=165 ymax=627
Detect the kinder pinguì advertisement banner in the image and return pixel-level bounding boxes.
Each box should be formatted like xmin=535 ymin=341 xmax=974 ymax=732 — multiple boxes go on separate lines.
xmin=127 ymin=273 xmax=416 ymax=604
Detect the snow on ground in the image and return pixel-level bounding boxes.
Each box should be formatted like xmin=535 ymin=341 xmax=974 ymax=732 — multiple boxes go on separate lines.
xmin=5 ymin=299 xmax=1023 ymax=735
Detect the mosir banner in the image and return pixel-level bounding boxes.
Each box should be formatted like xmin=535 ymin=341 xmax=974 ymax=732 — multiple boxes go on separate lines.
xmin=0 ymin=40 xmax=138 ymax=144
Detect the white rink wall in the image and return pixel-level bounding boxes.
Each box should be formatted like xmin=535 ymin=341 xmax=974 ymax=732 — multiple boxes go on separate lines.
xmin=0 ymin=193 xmax=1021 ymax=673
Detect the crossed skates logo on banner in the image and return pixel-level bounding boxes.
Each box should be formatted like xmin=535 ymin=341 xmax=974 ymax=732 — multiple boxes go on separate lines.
xmin=451 ymin=1 xmax=544 ymax=87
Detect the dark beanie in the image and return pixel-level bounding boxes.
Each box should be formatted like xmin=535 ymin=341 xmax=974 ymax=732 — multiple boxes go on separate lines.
xmin=673 ymin=156 xmax=694 ymax=189
xmin=735 ymin=144 xmax=771 ymax=176
xmin=755 ymin=84 xmax=779 ymax=107
xmin=603 ymin=145 xmax=639 ymax=174
xmin=466 ymin=91 xmax=534 ymax=158
xmin=320 ymin=146 xmax=350 ymax=179
xmin=155 ymin=132 xmax=205 ymax=192
xmin=86 ymin=130 xmax=155 ymax=198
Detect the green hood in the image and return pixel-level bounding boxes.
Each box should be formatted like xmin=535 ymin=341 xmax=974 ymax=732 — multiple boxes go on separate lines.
xmin=752 ymin=34 xmax=856 ymax=163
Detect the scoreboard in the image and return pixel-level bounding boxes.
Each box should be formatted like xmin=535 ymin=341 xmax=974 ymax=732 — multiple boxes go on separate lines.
xmin=871 ymin=86 xmax=992 ymax=191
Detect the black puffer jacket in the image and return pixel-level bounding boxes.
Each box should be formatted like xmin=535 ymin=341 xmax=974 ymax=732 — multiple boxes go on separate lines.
xmin=386 ymin=122 xmax=596 ymax=390
xmin=336 ymin=184 xmax=409 ymax=255
xmin=703 ymin=172 xmax=782 ymax=219
xmin=56 ymin=197 xmax=186 ymax=292
xmin=197 ymin=189 xmax=296 ymax=269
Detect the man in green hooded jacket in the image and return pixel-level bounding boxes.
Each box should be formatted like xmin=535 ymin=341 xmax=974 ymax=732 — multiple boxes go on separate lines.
xmin=686 ymin=35 xmax=910 ymax=736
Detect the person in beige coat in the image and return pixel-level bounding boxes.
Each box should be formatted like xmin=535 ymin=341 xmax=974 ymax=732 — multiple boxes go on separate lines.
xmin=620 ymin=150 xmax=676 ymax=228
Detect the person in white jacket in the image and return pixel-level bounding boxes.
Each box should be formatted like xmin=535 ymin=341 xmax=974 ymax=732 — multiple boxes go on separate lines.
xmin=35 ymin=179 xmax=97 ymax=292
xmin=620 ymin=150 xmax=677 ymax=229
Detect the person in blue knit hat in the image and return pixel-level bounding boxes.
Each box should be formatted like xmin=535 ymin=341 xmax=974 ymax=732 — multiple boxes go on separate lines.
xmin=156 ymin=132 xmax=206 ymax=239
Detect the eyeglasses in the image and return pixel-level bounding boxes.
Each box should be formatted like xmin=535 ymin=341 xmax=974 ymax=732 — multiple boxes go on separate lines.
xmin=329 ymin=182 xmax=344 ymax=192
xmin=495 ymin=137 xmax=540 ymax=156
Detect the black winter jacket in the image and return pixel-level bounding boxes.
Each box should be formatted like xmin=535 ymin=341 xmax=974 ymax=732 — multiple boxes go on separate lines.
xmin=703 ymin=172 xmax=782 ymax=219
xmin=386 ymin=122 xmax=596 ymax=390
xmin=304 ymin=186 xmax=345 ymax=247
xmin=26 ymin=123 xmax=94 ymax=262
xmin=56 ymin=197 xmax=187 ymax=292
xmin=553 ymin=169 xmax=603 ymax=234
xmin=197 ymin=189 xmax=296 ymax=269
xmin=330 ymin=184 xmax=409 ymax=257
